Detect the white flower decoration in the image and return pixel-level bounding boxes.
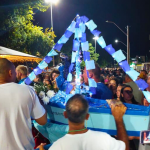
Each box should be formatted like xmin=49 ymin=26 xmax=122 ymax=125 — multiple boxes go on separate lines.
xmin=47 ymin=90 xmax=55 ymax=98
xmin=42 ymin=96 xmax=50 ymax=105
xmin=39 ymin=91 xmax=45 ymax=99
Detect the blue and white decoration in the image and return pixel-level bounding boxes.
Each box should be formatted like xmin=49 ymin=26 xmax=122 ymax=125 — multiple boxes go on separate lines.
xmin=23 ymin=14 xmax=150 ymax=101
xmin=22 ymin=14 xmax=150 ymax=138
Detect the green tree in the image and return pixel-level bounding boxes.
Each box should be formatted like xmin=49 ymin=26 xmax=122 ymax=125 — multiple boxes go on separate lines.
xmin=0 ymin=0 xmax=56 ymax=57
xmin=80 ymin=43 xmax=99 ymax=68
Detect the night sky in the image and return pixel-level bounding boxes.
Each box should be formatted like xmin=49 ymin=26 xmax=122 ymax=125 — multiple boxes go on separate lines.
xmin=33 ymin=0 xmax=150 ymax=62
xmin=2 ymin=0 xmax=150 ymax=62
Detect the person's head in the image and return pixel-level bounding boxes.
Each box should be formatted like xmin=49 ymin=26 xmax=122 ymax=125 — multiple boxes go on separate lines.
xmin=0 ymin=58 xmax=16 ymax=83
xmin=140 ymin=70 xmax=148 ymax=80
xmin=34 ymin=74 xmax=43 ymax=83
xmin=108 ymin=78 xmax=118 ymax=91
xmin=43 ymin=79 xmax=50 ymax=86
xmin=123 ymin=74 xmax=132 ymax=83
xmin=44 ymin=73 xmax=50 ymax=80
xmin=64 ymin=94 xmax=89 ymax=124
xmin=16 ymin=65 xmax=28 ymax=81
xmin=83 ymin=63 xmax=101 ymax=85
xmin=50 ymin=69 xmax=60 ymax=81
xmin=116 ymin=84 xmax=125 ymax=100
xmin=116 ymin=77 xmax=123 ymax=84
xmin=120 ymin=85 xmax=138 ymax=104
xmin=116 ymin=70 xmax=121 ymax=76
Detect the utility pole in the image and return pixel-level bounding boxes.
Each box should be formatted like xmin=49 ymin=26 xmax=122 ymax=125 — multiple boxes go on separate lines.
xmin=127 ymin=26 xmax=130 ymax=64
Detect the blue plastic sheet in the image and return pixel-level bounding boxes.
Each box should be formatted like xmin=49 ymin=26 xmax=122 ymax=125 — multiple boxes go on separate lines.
xmin=38 ymin=60 xmax=48 ymax=70
xmin=90 ymin=87 xmax=96 ymax=94
xmin=76 ymin=17 xmax=81 ymax=27
xmin=58 ymin=35 xmax=69 ymax=44
xmin=33 ymin=121 xmax=68 ymax=144
xmin=112 ymin=50 xmax=126 ymax=63
xmin=86 ymin=20 xmax=97 ymax=31
xmin=86 ymin=70 xmax=90 ymax=78
xmin=81 ymin=33 xmax=86 ymax=42
xmin=97 ymin=36 xmax=106 ymax=48
xmin=28 ymin=72 xmax=36 ymax=81
xmin=135 ymin=79 xmax=148 ymax=91
xmin=25 ymin=77 xmax=32 ymax=85
xmin=71 ymin=51 xmax=76 ymax=63
xmin=74 ymin=28 xmax=82 ymax=39
xmin=47 ymin=49 xmax=58 ymax=57
xmin=81 ymin=41 xmax=89 ymax=51
xmin=72 ymin=40 xmax=80 ymax=51
xmin=143 ymin=91 xmax=150 ymax=103
xmin=67 ymin=73 xmax=72 ymax=82
xmin=66 ymin=83 xmax=73 ymax=94
xmin=54 ymin=43 xmax=63 ymax=51
xmin=126 ymin=69 xmax=140 ymax=81
xmin=83 ymin=51 xmax=90 ymax=61
xmin=67 ymin=21 xmax=76 ymax=32
xmin=119 ymin=60 xmax=131 ymax=72
xmin=80 ymin=16 xmax=89 ymax=23
xmin=88 ymin=78 xmax=97 ymax=87
xmin=75 ymin=22 xmax=80 ymax=28
xmin=56 ymin=75 xmax=65 ymax=89
xmin=33 ymin=67 xmax=43 ymax=75
xmin=85 ymin=60 xmax=95 ymax=70
xmin=58 ymin=66 xmax=64 ymax=76
xmin=104 ymin=44 xmax=116 ymax=55
xmin=69 ymin=63 xmax=75 ymax=73
xmin=79 ymin=23 xmax=86 ymax=33
xmin=64 ymin=30 xmax=73 ymax=38
xmin=44 ymin=56 xmax=53 ymax=64
xmin=91 ymin=30 xmax=101 ymax=37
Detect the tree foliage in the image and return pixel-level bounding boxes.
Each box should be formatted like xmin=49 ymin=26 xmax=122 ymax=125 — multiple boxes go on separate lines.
xmin=0 ymin=0 xmax=56 ymax=57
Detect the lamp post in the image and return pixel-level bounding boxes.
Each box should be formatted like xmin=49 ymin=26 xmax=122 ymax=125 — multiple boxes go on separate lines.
xmin=106 ymin=21 xmax=130 ymax=64
xmin=45 ymin=0 xmax=59 ymax=66
xmin=93 ymin=36 xmax=99 ymax=60
xmin=115 ymin=39 xmax=127 ymax=47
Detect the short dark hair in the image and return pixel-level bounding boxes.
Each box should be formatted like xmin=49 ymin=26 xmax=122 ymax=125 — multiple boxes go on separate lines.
xmin=89 ymin=63 xmax=101 ymax=79
xmin=66 ymin=94 xmax=89 ymax=123
xmin=141 ymin=70 xmax=148 ymax=74
xmin=0 ymin=58 xmax=14 ymax=77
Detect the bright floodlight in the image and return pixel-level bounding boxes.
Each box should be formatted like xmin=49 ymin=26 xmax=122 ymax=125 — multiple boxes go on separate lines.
xmin=115 ymin=39 xmax=118 ymax=43
xmin=45 ymin=0 xmax=59 ymax=4
xmin=93 ymin=36 xmax=99 ymax=40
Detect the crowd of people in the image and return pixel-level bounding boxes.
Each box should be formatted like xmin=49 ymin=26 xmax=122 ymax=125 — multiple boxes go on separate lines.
xmin=0 ymin=58 xmax=150 ymax=150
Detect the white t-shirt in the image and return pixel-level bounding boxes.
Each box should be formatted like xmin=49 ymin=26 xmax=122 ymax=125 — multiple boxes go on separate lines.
xmin=0 ymin=82 xmax=45 ymax=150
xmin=49 ymin=130 xmax=125 ymax=150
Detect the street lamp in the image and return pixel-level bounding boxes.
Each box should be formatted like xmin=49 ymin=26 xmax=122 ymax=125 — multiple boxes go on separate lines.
xmin=45 ymin=0 xmax=59 ymax=66
xmin=93 ymin=36 xmax=99 ymax=60
xmin=93 ymin=36 xmax=99 ymax=53
xmin=106 ymin=20 xmax=130 ymax=64
xmin=115 ymin=39 xmax=127 ymax=47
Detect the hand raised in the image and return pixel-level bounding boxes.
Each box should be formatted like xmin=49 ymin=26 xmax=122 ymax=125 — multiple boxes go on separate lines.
xmin=111 ymin=104 xmax=127 ymax=121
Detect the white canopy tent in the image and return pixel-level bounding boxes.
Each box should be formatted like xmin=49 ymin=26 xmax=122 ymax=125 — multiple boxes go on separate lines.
xmin=0 ymin=46 xmax=42 ymax=63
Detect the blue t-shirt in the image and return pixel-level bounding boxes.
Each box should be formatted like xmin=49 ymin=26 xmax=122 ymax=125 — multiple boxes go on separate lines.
xmin=92 ymin=82 xmax=112 ymax=100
